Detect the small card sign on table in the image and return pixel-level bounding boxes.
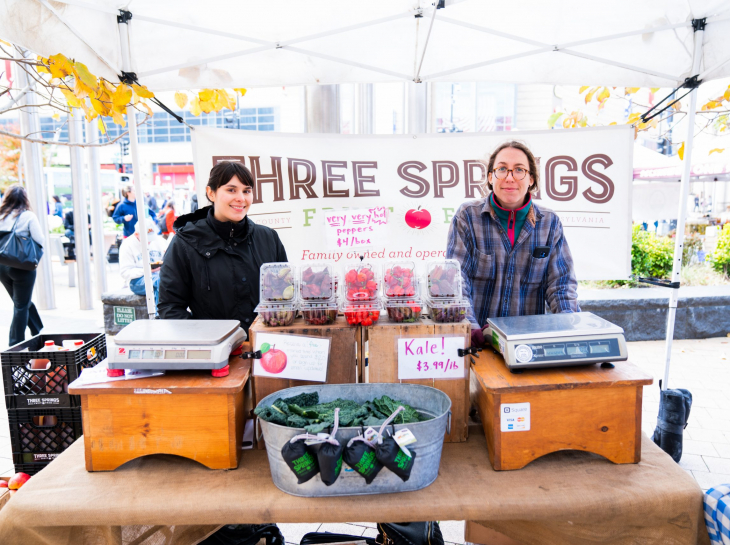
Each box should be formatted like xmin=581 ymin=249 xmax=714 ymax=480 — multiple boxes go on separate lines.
xmin=397 ymin=336 xmax=466 ymax=380
xmin=253 ymin=332 xmax=331 ymax=382
xmin=324 ymin=207 xmax=389 ymax=251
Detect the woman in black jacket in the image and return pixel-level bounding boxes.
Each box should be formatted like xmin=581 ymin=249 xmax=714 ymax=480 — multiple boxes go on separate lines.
xmin=158 ymin=161 xmax=287 ymax=335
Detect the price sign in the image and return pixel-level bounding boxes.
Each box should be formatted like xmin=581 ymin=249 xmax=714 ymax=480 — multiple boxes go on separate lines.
xmin=253 ymin=332 xmax=330 ymax=382
xmin=397 ymin=336 xmax=466 ymax=380
xmin=324 ymin=207 xmax=388 ymax=251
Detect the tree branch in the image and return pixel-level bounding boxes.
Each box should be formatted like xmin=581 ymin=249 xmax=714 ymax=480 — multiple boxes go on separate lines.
xmin=0 ymin=116 xmax=150 ymax=147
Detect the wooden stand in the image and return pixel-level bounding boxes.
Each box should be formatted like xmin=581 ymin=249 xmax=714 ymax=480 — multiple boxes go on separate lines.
xmin=68 ymin=357 xmax=250 ymax=471
xmin=366 ymin=316 xmax=471 ymax=442
xmin=470 ymin=350 xmax=653 ymax=470
xmin=249 ymin=316 xmax=362 ymax=447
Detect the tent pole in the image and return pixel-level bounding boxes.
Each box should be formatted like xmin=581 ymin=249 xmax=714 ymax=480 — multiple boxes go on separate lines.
xmin=661 ymin=22 xmax=705 ymax=391
xmin=68 ymin=112 xmax=94 ymax=310
xmin=119 ymin=12 xmax=157 ymax=319
xmin=85 ymin=118 xmax=108 ymax=299
xmin=15 ymin=50 xmax=56 ymax=310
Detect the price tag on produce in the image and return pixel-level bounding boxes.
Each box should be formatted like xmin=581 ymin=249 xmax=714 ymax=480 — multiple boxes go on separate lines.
xmin=396 ymin=336 xmax=466 ymax=380
xmin=253 ymin=333 xmax=330 ymax=382
xmin=323 ymin=207 xmax=389 ymax=251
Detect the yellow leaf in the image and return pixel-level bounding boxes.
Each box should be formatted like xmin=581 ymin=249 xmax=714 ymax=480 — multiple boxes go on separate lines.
xmin=60 ymin=88 xmax=82 ymax=108
xmin=0 ymin=39 xmax=11 ymax=46
xmin=73 ymin=61 xmax=97 ymax=89
xmin=101 ymin=79 xmax=117 ymax=95
xmin=650 ymin=87 xmax=660 ymax=93
xmin=198 ymin=89 xmax=214 ymax=102
xmin=90 ymin=98 xmax=107 ymax=115
xmin=579 ymin=118 xmax=587 ymax=127
xmin=585 ymin=87 xmax=598 ymax=104
xmin=709 ymin=148 xmax=725 ymax=155
xmin=672 ymin=101 xmax=681 ymax=111
xmin=113 ymin=83 xmax=133 ymax=108
xmin=579 ymin=86 xmax=590 ymax=94
xmin=678 ymin=142 xmax=685 ymax=160
xmin=111 ymin=109 xmax=126 ymax=127
xmin=233 ymin=88 xmax=247 ymax=96
xmin=174 ymin=92 xmax=188 ymax=109
xmin=725 ymin=89 xmax=730 ymax=101
xmin=36 ymin=63 xmax=50 ymax=75
xmin=625 ymin=87 xmax=640 ymax=95
xmin=131 ymin=83 xmax=154 ymax=99
xmin=638 ymin=121 xmax=649 ymax=130
xmin=628 ymin=112 xmax=641 ymax=123
xmin=97 ymin=117 xmax=106 ymax=135
xmin=47 ymin=53 xmax=73 ymax=79
xmin=562 ymin=117 xmax=572 ymax=128
xmin=190 ymin=97 xmax=202 ymax=116
xmin=73 ymin=76 xmax=94 ymax=100
xmin=609 ymin=121 xmax=617 ymax=125
xmin=80 ymin=100 xmax=97 ymax=122
xmin=139 ymin=102 xmax=154 ymax=117
xmin=213 ymin=89 xmax=232 ymax=112
xmin=51 ymin=112 xmax=60 ymax=121
xmin=199 ymin=99 xmax=214 ymax=114
xmin=597 ymin=87 xmax=610 ymax=103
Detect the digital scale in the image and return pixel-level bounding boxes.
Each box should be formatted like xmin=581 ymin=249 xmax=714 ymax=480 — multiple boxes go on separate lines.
xmin=487 ymin=312 xmax=627 ymax=370
xmin=108 ymin=320 xmax=247 ymax=371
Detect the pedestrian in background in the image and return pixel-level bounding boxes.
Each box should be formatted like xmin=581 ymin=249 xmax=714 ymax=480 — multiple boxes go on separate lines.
xmin=0 ymin=185 xmax=45 ymax=347
xmin=52 ymin=195 xmax=63 ymax=218
xmin=113 ymin=184 xmax=138 ymax=237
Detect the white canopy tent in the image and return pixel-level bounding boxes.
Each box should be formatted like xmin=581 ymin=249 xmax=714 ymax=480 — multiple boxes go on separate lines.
xmin=2 ymin=0 xmax=730 ymax=389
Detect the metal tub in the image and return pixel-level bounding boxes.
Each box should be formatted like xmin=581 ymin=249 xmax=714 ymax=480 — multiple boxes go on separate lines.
xmin=257 ymin=383 xmax=451 ymax=497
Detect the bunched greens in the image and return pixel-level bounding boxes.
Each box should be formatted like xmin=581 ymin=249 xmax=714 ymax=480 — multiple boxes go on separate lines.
xmin=254 ymin=393 xmax=429 ymax=434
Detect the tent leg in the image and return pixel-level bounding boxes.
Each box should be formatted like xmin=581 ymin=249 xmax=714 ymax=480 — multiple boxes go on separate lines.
xmin=661 ymin=23 xmax=704 ymax=391
xmin=86 ymin=119 xmax=108 ymax=299
xmin=119 ymin=15 xmax=156 ymax=319
xmin=68 ymin=112 xmax=94 ymax=310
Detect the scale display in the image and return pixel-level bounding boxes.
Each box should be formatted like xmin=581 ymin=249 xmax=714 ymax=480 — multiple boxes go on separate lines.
xmin=108 ymin=320 xmax=246 ymax=371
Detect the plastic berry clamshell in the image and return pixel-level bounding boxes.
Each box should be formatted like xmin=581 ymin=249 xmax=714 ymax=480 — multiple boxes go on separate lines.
xmin=383 ymin=261 xmax=419 ymax=299
xmin=299 ymin=263 xmax=335 ymax=302
xmin=255 ymin=302 xmax=298 ymax=327
xmin=341 ymin=301 xmax=381 ymax=327
xmin=342 ymin=262 xmax=380 ymax=302
xmin=301 ymin=302 xmax=339 ymax=326
xmin=426 ymin=259 xmax=462 ymax=299
xmin=384 ymin=298 xmax=423 ymax=323
xmin=260 ymin=263 xmax=297 ymax=302
xmin=427 ymin=299 xmax=470 ymax=323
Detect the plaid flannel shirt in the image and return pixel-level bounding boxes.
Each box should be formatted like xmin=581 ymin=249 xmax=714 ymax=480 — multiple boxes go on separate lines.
xmin=446 ymin=195 xmax=579 ymax=328
xmin=705 ymin=484 xmax=730 ymax=545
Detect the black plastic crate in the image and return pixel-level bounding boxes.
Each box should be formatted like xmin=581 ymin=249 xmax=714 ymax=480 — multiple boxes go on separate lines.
xmin=13 ymin=461 xmax=51 ymax=476
xmin=2 ymin=333 xmax=105 ymax=409
xmin=8 ymin=407 xmax=83 ymax=456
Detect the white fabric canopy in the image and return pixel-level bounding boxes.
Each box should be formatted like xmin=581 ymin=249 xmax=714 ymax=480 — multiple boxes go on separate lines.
xmin=1 ymin=0 xmax=730 ymax=91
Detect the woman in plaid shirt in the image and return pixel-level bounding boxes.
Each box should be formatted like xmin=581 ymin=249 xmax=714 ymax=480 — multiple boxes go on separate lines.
xmin=446 ymin=141 xmax=580 ymax=347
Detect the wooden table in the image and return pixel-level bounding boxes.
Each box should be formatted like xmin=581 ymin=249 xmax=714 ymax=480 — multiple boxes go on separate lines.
xmin=471 ymin=350 xmax=653 ymax=470
xmin=0 ymin=424 xmax=709 ymax=545
xmin=68 ymin=357 xmax=251 ymax=471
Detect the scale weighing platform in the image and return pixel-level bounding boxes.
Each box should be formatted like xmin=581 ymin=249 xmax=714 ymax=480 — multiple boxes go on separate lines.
xmin=108 ymin=320 xmax=247 ymax=372
xmin=487 ymin=312 xmax=627 ymax=370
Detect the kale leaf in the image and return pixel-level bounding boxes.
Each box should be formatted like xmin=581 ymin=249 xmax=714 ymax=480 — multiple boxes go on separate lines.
xmin=281 ymin=392 xmax=319 ymax=407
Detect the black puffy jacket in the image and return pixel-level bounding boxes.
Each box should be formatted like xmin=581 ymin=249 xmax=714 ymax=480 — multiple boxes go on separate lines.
xmin=158 ymin=206 xmax=287 ymax=334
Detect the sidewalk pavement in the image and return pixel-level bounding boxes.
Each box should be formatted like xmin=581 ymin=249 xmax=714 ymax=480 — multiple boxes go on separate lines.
xmin=0 ymin=260 xmax=728 ymax=545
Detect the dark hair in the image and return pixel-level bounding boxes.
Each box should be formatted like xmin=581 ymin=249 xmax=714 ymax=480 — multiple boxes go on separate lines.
xmin=0 ymin=184 xmax=31 ymax=220
xmin=206 ymin=161 xmax=253 ymax=203
xmin=53 ymin=195 xmax=61 ymax=204
xmin=485 ymin=141 xmax=540 ymax=193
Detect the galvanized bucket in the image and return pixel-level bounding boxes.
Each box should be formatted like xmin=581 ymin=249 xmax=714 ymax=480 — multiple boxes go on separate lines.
xmin=257 ymin=383 xmax=451 ymax=497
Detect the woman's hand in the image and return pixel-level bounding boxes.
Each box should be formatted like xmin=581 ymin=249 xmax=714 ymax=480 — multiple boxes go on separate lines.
xmin=124 ymin=214 xmax=133 ymax=222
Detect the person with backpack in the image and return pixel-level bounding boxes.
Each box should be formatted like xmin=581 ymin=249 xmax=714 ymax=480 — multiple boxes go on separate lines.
xmin=0 ymin=185 xmax=45 ymax=346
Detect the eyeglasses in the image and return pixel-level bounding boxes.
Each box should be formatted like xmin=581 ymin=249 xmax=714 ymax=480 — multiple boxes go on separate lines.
xmin=491 ymin=167 xmax=530 ymax=181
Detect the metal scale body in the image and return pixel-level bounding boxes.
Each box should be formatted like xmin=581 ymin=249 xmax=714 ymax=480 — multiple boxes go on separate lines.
xmin=108 ymin=320 xmax=247 ymax=371
xmin=487 ymin=312 xmax=628 ymax=370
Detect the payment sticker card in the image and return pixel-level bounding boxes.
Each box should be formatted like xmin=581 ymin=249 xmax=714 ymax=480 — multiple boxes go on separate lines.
xmin=500 ymin=402 xmax=530 ymax=432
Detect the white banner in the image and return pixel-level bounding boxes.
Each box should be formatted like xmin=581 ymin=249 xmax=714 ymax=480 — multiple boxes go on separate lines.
xmin=192 ymin=126 xmax=633 ymax=280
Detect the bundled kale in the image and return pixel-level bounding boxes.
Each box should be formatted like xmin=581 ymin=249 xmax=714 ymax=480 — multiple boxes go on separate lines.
xmin=254 ymin=394 xmax=429 ymax=432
